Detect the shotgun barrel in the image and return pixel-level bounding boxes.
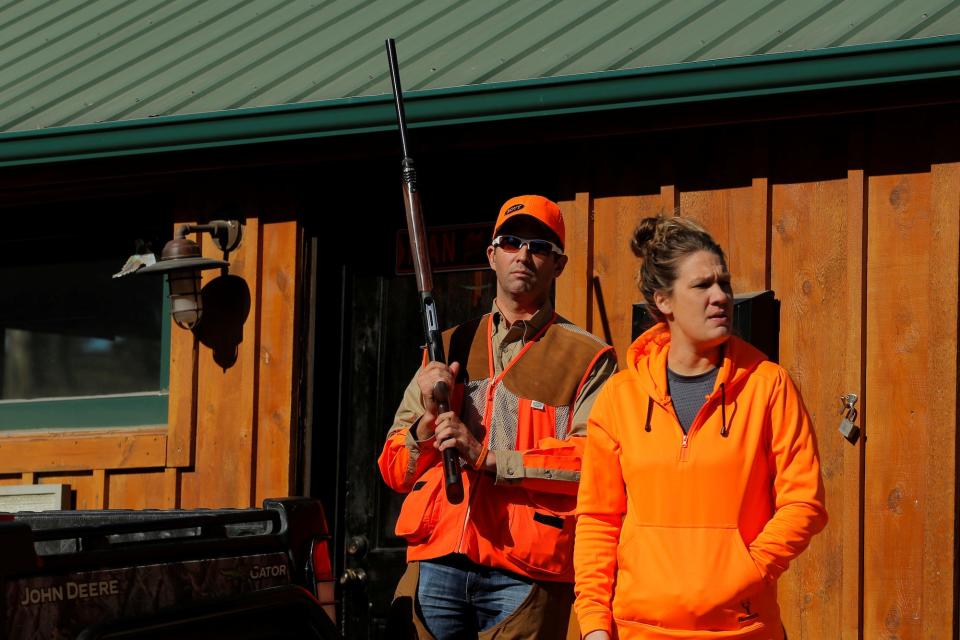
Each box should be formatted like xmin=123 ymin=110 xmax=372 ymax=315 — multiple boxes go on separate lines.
xmin=386 ymin=38 xmax=464 ymax=505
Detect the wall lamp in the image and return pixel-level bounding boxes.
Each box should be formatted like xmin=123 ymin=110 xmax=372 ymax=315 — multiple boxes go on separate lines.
xmin=138 ymin=220 xmax=243 ymax=330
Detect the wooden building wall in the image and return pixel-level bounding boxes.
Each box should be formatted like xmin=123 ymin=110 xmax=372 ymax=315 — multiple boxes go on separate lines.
xmin=0 ymin=98 xmax=954 ymax=638
xmin=554 ymin=105 xmax=958 ymax=639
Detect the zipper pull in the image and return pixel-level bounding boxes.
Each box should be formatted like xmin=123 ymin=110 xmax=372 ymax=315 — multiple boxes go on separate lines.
xmin=682 ymin=434 xmax=689 ymax=448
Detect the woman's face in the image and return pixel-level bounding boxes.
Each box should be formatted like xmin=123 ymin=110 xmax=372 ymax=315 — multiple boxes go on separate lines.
xmin=654 ymin=250 xmax=733 ymax=352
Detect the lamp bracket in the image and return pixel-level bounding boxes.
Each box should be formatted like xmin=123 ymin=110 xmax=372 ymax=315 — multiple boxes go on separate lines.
xmin=178 ymin=220 xmax=244 ymax=254
xmin=209 ymin=219 xmax=243 ymax=254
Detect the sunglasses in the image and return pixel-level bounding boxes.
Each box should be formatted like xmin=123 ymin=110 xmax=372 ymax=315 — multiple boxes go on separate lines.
xmin=492 ymin=235 xmax=563 ymax=257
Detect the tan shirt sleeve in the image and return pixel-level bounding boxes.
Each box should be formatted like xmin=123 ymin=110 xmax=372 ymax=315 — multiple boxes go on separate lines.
xmin=389 ymin=366 xmax=437 ymax=449
xmin=378 ymin=365 xmax=442 ymax=492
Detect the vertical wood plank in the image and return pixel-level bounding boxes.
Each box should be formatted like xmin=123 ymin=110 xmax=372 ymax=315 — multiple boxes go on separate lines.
xmin=180 ymin=217 xmax=261 ymax=509
xmin=167 ymin=222 xmax=199 ymax=468
xmin=108 ymin=470 xmax=174 ymax=509
xmin=91 ymin=469 xmax=107 ymax=508
xmin=164 ymin=467 xmax=180 ymax=508
xmin=661 ymin=183 xmax=678 ymax=214
xmin=660 ymin=147 xmax=679 ymax=214
xmin=167 ymin=321 xmax=198 ymax=467
xmin=865 ymin=169 xmax=930 ymax=640
xmin=555 ymin=192 xmax=592 ymax=332
xmin=771 ymin=170 xmax=852 ymax=640
xmin=921 ymin=120 xmax=959 ymax=637
xmin=752 ymin=126 xmax=772 ymax=292
xmin=840 ymin=126 xmax=867 ymax=640
xmin=767 ymin=118 xmax=857 ymax=639
xmin=255 ymin=219 xmax=300 ymax=505
xmin=21 ymin=472 xmax=34 ymax=484
xmin=40 ymin=473 xmax=92 ymax=510
xmin=592 ymin=194 xmax=662 ymax=365
xmin=681 ymin=186 xmax=765 ymax=294
xmin=863 ymin=108 xmax=955 ymax=638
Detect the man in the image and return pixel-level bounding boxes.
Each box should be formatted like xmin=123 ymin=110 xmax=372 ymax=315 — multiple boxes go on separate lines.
xmin=379 ymin=195 xmax=616 ymax=639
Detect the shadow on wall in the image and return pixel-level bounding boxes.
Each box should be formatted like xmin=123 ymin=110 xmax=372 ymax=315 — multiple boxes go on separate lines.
xmin=196 ymin=275 xmax=251 ymax=371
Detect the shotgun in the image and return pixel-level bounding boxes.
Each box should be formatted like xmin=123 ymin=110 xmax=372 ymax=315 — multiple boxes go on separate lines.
xmin=385 ymin=38 xmax=464 ymax=505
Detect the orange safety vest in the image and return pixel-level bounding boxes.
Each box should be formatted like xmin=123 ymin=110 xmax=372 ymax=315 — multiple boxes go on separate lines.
xmin=380 ymin=312 xmax=612 ymax=582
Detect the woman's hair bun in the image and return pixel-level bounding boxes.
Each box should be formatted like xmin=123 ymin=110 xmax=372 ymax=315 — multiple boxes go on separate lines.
xmin=631 ymin=216 xmax=661 ymax=258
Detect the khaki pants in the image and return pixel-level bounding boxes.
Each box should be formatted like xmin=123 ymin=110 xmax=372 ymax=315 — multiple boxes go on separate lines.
xmin=386 ymin=562 xmax=581 ymax=640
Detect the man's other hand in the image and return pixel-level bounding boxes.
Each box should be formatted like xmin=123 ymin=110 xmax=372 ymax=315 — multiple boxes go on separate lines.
xmin=414 ymin=361 xmax=460 ymax=440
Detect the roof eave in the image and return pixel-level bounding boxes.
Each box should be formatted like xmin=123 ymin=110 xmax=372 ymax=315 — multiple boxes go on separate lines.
xmin=1 ymin=34 xmax=958 ymax=168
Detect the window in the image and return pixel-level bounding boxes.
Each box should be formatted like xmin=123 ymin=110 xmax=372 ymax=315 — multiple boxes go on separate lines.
xmin=0 ymin=197 xmax=171 ymax=430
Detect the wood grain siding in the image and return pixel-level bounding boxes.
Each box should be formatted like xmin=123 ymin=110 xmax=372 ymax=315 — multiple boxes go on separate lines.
xmin=109 ymin=469 xmax=176 ymax=510
xmin=924 ymin=144 xmax=959 ymax=640
xmin=841 ymin=126 xmax=868 ymax=640
xmin=180 ymin=218 xmax=261 ymax=509
xmin=682 ymin=185 xmax=765 ymax=294
xmin=769 ymin=133 xmax=853 ymax=638
xmin=863 ymin=109 xmax=957 ymax=639
xmin=555 ymin=192 xmax=593 ymax=333
xmin=591 ymin=193 xmax=660 ymax=364
xmin=866 ymin=168 xmax=929 ymax=639
xmin=255 ymin=219 xmax=300 ymax=506
xmin=170 ymin=214 xmax=302 ymax=510
xmin=166 ymin=222 xmax=200 ymax=469
xmin=554 ymin=110 xmax=959 ymax=636
xmin=0 ymin=429 xmax=166 ymax=472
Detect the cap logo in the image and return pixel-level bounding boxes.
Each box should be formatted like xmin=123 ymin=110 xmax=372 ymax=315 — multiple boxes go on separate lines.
xmin=503 ymin=204 xmax=524 ymax=216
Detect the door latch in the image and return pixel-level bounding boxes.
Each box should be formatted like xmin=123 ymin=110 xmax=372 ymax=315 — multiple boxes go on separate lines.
xmin=838 ymin=393 xmax=860 ymax=445
xmin=340 ymin=568 xmax=368 ymax=587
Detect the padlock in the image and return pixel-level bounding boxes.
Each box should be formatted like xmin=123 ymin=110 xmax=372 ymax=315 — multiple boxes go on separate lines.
xmin=838 ymin=394 xmax=860 ymax=445
xmin=838 ymin=414 xmax=860 ymax=445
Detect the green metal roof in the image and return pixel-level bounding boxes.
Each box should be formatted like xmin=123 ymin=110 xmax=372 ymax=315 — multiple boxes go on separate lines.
xmin=0 ymin=0 xmax=958 ymax=165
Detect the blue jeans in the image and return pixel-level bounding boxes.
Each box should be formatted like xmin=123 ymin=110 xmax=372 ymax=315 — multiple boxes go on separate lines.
xmin=416 ymin=556 xmax=534 ymax=638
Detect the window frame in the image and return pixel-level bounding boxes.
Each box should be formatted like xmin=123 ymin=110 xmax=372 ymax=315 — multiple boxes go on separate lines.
xmin=0 ymin=296 xmax=171 ymax=431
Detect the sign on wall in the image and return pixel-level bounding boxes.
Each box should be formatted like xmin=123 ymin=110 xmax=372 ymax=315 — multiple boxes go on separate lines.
xmin=396 ymin=223 xmax=494 ymax=275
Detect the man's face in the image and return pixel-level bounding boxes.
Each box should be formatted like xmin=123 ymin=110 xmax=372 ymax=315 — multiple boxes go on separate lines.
xmin=486 ymin=218 xmax=567 ymax=306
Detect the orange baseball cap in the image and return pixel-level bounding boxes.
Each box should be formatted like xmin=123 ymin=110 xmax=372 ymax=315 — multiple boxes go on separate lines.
xmin=493 ymin=195 xmax=565 ymax=249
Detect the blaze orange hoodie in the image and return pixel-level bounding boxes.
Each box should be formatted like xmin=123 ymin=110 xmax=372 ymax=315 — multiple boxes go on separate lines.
xmin=574 ymin=324 xmax=827 ymax=639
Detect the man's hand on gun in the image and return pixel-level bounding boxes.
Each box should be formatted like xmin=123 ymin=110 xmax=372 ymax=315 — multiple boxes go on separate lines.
xmin=415 ymin=361 xmax=494 ymax=473
xmin=415 ymin=361 xmax=460 ymax=426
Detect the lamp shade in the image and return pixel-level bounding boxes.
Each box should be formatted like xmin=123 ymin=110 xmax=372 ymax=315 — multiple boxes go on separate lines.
xmin=137 ymin=236 xmax=227 ymax=275
xmin=138 ymin=236 xmax=228 ymax=330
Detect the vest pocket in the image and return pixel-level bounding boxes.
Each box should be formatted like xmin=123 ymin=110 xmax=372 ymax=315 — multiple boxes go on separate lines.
xmin=504 ymin=502 xmax=574 ymax=576
xmin=395 ymin=467 xmax=444 ymax=543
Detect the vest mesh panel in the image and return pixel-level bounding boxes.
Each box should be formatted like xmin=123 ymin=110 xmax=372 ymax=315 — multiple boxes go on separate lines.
xmin=462 ymin=380 xmax=489 ymax=441
xmin=554 ymin=405 xmax=571 ymax=439
xmin=489 ymin=388 xmax=520 ymax=450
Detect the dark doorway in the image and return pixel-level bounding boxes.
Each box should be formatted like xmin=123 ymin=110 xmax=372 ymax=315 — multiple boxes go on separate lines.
xmin=308 ymin=256 xmax=495 ymax=638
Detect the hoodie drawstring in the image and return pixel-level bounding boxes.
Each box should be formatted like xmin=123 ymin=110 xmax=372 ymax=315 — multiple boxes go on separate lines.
xmin=719 ymin=383 xmax=728 ymax=437
xmin=644 ymin=386 xmax=727 ymax=436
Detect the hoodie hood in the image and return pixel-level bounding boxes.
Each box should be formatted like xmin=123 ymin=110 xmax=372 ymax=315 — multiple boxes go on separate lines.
xmin=627 ymin=323 xmax=769 ymax=403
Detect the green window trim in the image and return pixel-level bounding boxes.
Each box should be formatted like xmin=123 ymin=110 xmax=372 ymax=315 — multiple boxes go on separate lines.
xmin=0 ymin=34 xmax=957 ymax=167
xmin=0 ymin=392 xmax=169 ymax=431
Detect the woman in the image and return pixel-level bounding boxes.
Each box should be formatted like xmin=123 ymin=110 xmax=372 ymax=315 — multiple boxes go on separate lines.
xmin=574 ymin=216 xmax=827 ymax=639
